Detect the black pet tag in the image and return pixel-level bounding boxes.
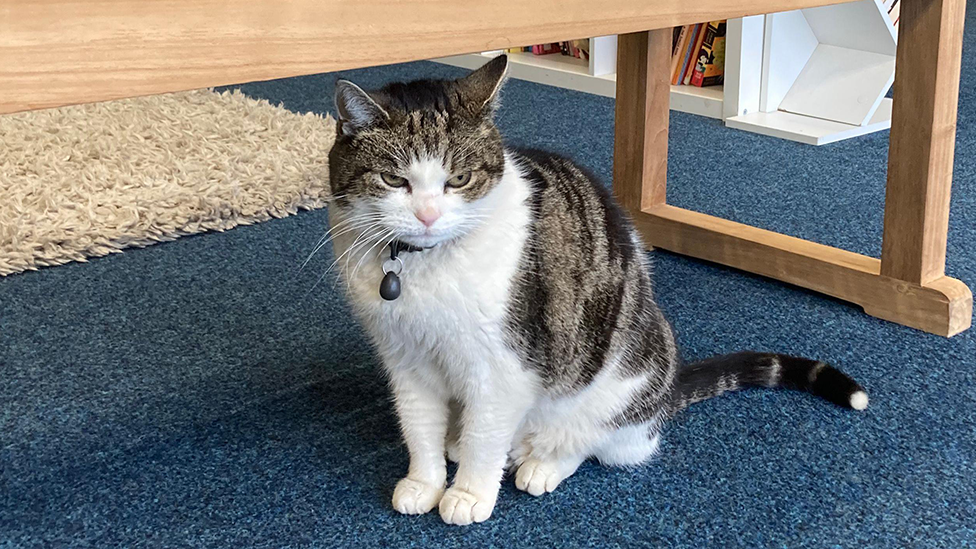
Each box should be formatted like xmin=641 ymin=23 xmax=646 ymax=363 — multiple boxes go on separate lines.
xmin=379 ymin=253 xmax=404 ymax=301
xmin=380 ymin=270 xmax=401 ymax=301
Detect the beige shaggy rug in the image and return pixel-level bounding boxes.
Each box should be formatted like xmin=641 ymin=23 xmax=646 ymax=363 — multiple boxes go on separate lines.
xmin=0 ymin=89 xmax=336 ymax=276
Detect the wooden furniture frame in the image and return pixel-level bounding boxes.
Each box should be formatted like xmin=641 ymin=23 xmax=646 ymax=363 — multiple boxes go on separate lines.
xmin=1 ymin=0 xmax=970 ymax=336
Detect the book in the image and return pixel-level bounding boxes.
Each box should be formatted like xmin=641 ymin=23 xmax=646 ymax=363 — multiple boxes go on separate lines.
xmin=675 ymin=23 xmax=700 ymax=85
xmin=684 ymin=24 xmax=707 ymax=85
xmin=670 ymin=25 xmax=692 ymax=85
xmin=889 ymin=0 xmax=901 ymax=26
xmin=691 ymin=20 xmax=728 ymax=87
xmin=573 ymin=39 xmax=590 ymax=61
xmin=531 ymin=43 xmax=561 ymax=55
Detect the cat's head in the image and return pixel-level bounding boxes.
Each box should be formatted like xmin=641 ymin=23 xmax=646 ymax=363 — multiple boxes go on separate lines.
xmin=328 ymin=56 xmax=509 ymax=249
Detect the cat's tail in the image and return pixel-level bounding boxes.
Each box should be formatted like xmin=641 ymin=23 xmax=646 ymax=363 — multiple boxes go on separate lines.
xmin=669 ymin=351 xmax=868 ymax=413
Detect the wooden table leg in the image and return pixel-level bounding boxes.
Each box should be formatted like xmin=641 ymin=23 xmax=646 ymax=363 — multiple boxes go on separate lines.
xmin=613 ymin=30 xmax=671 ymax=212
xmin=870 ymin=0 xmax=972 ymax=332
xmin=613 ymin=18 xmax=972 ymax=337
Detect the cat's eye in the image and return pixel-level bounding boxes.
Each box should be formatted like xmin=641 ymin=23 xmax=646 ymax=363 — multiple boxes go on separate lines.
xmin=379 ymin=173 xmax=409 ymax=188
xmin=446 ymin=172 xmax=473 ymax=189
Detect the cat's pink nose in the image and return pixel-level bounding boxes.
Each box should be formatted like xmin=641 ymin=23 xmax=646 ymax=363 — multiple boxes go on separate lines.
xmin=415 ymin=208 xmax=441 ymax=228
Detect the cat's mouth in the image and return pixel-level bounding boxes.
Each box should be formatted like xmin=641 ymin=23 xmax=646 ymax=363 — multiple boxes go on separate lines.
xmin=395 ymin=233 xmax=448 ymax=249
xmin=391 ymin=217 xmax=476 ymax=249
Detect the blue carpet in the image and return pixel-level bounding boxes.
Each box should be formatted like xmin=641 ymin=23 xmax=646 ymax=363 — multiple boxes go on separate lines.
xmin=3 ymin=15 xmax=976 ymax=549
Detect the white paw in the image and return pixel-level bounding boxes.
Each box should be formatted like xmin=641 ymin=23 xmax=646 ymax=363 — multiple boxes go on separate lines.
xmin=392 ymin=477 xmax=444 ymax=515
xmin=515 ymin=459 xmax=564 ymax=496
xmin=438 ymin=487 xmax=495 ymax=525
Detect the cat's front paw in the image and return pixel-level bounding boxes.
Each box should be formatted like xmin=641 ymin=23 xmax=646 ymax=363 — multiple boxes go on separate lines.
xmin=392 ymin=477 xmax=444 ymax=515
xmin=515 ymin=459 xmax=566 ymax=496
xmin=438 ymin=486 xmax=495 ymax=525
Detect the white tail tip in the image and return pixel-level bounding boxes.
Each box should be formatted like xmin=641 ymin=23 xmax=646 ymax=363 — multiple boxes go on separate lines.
xmin=849 ymin=391 xmax=869 ymax=411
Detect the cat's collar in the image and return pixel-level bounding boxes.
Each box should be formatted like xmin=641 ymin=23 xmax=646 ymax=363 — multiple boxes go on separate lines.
xmin=390 ymin=239 xmax=429 ymax=256
xmin=379 ymin=239 xmax=434 ymax=301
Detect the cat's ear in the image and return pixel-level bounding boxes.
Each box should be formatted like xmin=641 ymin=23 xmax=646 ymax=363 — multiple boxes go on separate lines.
xmin=459 ymin=55 xmax=509 ymax=112
xmin=334 ymin=80 xmax=389 ymax=136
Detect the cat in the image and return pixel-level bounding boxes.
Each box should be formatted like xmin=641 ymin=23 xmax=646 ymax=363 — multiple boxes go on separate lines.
xmin=325 ymin=55 xmax=868 ymax=526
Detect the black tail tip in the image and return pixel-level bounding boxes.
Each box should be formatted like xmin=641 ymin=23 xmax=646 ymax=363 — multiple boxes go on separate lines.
xmin=805 ymin=361 xmax=869 ymax=411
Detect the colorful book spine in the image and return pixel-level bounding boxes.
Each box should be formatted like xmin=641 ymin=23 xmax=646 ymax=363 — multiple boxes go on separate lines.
xmin=690 ymin=20 xmax=728 ymax=87
xmin=675 ymin=23 xmax=700 ymax=85
xmin=530 ymin=43 xmax=561 ymax=55
xmin=684 ymin=24 xmax=707 ymax=85
xmin=669 ymin=25 xmax=691 ymax=85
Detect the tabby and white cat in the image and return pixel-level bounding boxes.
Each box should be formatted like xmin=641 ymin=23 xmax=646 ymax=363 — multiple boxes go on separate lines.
xmin=325 ymin=56 xmax=867 ymax=526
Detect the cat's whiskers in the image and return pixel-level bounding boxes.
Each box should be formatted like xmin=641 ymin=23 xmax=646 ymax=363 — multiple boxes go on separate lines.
xmin=340 ymin=224 xmax=395 ymax=274
xmin=300 ymin=212 xmax=384 ymax=271
xmin=343 ymin=229 xmax=405 ymax=291
xmin=308 ymin=223 xmax=386 ymax=294
xmin=337 ymin=223 xmax=384 ymax=269
xmin=330 ymin=227 xmax=395 ymax=291
xmin=348 ymin=228 xmax=398 ymax=281
xmin=452 ymin=210 xmax=494 ymax=234
xmin=302 ymin=217 xmax=361 ymax=270
xmin=381 ymin=231 xmax=401 ymax=258
xmin=322 ymin=214 xmax=386 ymax=246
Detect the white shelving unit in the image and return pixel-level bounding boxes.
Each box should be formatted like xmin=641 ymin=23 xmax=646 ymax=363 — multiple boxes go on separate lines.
xmin=726 ymin=0 xmax=897 ymax=144
xmin=434 ymin=1 xmax=898 ymax=145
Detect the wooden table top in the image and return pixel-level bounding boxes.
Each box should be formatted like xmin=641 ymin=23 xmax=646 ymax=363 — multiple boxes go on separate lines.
xmin=1 ymin=0 xmax=852 ymax=114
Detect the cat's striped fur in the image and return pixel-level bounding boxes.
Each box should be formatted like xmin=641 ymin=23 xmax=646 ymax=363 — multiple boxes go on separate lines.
xmin=325 ymin=55 xmax=867 ymax=526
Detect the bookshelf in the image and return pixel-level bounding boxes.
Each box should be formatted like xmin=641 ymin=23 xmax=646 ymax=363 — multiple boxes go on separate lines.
xmin=437 ymin=50 xmax=616 ymax=98
xmin=436 ymin=39 xmax=726 ymax=120
xmin=435 ymin=0 xmax=899 ymax=145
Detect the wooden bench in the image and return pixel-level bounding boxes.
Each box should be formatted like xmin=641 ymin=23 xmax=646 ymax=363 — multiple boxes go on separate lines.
xmin=1 ymin=0 xmax=970 ymax=336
